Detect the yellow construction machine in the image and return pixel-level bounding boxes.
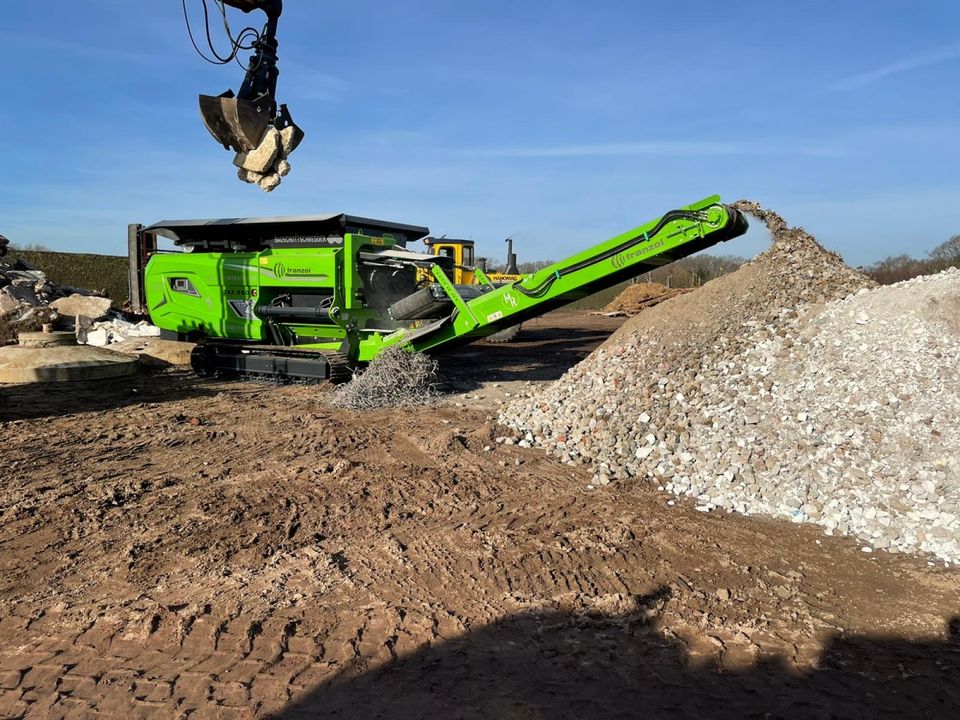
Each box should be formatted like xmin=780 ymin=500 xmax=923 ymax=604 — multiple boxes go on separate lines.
xmin=423 ymin=237 xmax=525 ymax=342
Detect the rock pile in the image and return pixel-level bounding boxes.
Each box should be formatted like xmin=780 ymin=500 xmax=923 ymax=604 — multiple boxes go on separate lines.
xmin=78 ymin=318 xmax=161 ymax=347
xmin=1 ymin=257 xmax=103 ymax=343
xmin=596 ymin=282 xmax=689 ymax=316
xmin=1 ymin=257 xmax=159 ymax=347
xmin=234 ymin=125 xmax=302 ymax=193
xmin=499 ymin=203 xmax=960 ymax=563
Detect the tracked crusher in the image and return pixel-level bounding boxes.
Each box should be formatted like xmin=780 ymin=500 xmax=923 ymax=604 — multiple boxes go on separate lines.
xmin=128 ymin=196 xmax=748 ymax=382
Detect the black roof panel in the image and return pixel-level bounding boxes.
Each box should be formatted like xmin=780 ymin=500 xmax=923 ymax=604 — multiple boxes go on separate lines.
xmin=145 ymin=213 xmax=430 ymax=248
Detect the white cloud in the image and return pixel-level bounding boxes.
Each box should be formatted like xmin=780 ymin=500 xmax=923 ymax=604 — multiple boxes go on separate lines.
xmin=829 ymin=43 xmax=960 ymax=91
xmin=459 ymin=139 xmax=851 ymax=159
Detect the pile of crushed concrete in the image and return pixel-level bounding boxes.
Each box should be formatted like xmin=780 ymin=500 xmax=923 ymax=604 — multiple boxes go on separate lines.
xmin=595 ymin=281 xmax=689 ymax=316
xmin=1 ymin=258 xmax=159 ymax=347
xmin=234 ymin=125 xmax=302 ymax=192
xmin=500 ymin=201 xmax=960 ymax=564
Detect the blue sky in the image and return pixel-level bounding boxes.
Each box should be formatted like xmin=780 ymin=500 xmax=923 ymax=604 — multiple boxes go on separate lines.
xmin=2 ymin=0 xmax=958 ymax=265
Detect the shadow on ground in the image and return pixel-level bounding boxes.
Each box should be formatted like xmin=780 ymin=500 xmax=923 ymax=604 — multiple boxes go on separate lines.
xmin=438 ymin=324 xmax=616 ymax=389
xmin=0 ymin=369 xmax=219 ymax=421
xmin=276 ymin=590 xmax=960 ymax=719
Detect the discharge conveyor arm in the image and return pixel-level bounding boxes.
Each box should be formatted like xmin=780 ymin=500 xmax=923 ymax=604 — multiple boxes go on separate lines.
xmin=389 ymin=195 xmax=748 ymax=354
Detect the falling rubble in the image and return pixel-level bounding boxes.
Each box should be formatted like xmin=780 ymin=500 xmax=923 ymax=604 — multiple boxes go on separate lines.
xmin=500 ymin=201 xmax=960 ymax=564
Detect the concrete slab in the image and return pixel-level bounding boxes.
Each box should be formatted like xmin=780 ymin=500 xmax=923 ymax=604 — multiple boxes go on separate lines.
xmin=50 ymin=294 xmax=112 ymax=320
xmin=0 ymin=332 xmax=138 ymax=384
xmin=110 ymin=338 xmax=195 ymax=367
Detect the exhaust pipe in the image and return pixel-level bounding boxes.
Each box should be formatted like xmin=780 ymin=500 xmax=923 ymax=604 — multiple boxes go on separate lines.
xmin=505 ymin=237 xmax=520 ymax=275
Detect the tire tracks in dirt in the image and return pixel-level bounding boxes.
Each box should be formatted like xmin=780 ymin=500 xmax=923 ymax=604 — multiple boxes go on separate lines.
xmin=0 ymin=316 xmax=957 ymax=716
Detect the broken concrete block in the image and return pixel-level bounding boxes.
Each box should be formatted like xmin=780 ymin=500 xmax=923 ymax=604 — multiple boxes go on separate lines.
xmin=15 ymin=307 xmax=36 ymax=324
xmin=233 ymin=126 xmax=281 ymax=174
xmin=111 ymin=338 xmax=195 ymax=367
xmin=259 ymin=173 xmax=282 ymax=192
xmin=50 ymin=294 xmax=112 ymax=321
xmin=128 ymin=321 xmax=161 ymax=338
xmin=84 ymin=327 xmax=110 ymax=347
xmin=0 ymin=294 xmax=22 ymax=315
xmin=82 ymin=318 xmax=162 ymax=346
xmin=280 ymin=125 xmax=303 ymax=156
xmin=276 ymin=159 xmax=291 ymax=177
xmin=237 ymin=167 xmax=262 ymax=184
xmin=34 ymin=281 xmax=55 ymax=297
xmin=2 ymin=284 xmax=41 ymax=307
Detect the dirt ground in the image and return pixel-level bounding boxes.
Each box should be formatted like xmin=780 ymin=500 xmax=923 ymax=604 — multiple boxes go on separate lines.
xmin=1 ymin=313 xmax=958 ymax=719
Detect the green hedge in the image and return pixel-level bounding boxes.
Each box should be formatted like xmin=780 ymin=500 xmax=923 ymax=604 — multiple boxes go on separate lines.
xmin=6 ymin=250 xmax=129 ymax=307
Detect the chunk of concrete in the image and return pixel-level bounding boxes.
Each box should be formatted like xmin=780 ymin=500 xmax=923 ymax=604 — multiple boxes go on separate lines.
xmin=259 ymin=173 xmax=282 ymax=193
xmin=280 ymin=125 xmax=304 ymax=155
xmin=0 ymin=297 xmax=18 ymax=315
xmin=11 ymin=274 xmax=44 ymax=286
xmin=276 ymin=159 xmax=292 ymax=177
xmin=85 ymin=327 xmax=110 ymax=346
xmin=89 ymin=318 xmax=161 ymax=342
xmin=237 ymin=167 xmax=263 ymax=184
xmin=1 ymin=331 xmax=138 ymax=383
xmin=127 ymin=321 xmax=161 ymax=338
xmin=2 ymin=284 xmax=40 ymax=307
xmin=51 ymin=293 xmax=113 ymax=320
xmin=111 ymin=337 xmax=195 ymax=367
xmin=233 ymin=126 xmax=281 ymax=173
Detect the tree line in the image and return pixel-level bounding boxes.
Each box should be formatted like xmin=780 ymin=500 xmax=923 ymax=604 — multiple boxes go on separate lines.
xmin=861 ymin=234 xmax=960 ymax=285
xmin=486 ymin=254 xmax=747 ymax=288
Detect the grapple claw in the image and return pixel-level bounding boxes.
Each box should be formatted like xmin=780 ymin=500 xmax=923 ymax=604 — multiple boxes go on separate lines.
xmin=275 ymin=104 xmax=304 ymax=153
xmin=199 ymin=91 xmax=272 ymax=153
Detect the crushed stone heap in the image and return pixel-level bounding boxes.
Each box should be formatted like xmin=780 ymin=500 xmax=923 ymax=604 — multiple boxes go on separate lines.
xmin=500 ymin=202 xmax=960 ymax=564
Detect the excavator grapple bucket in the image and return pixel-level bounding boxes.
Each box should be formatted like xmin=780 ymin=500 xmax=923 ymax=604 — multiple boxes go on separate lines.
xmin=199 ymin=91 xmax=271 ymax=153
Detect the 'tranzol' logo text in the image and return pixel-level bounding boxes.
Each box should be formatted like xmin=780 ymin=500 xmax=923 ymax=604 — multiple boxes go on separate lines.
xmin=274 ymin=262 xmax=313 ymax=278
xmin=612 ymin=239 xmax=664 ymax=269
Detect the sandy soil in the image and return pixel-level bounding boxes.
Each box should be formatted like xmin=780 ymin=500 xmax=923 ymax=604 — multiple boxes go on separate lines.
xmin=0 ymin=313 xmax=957 ymax=719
